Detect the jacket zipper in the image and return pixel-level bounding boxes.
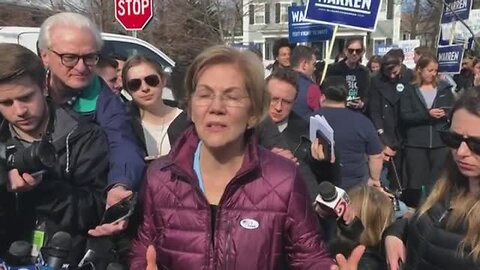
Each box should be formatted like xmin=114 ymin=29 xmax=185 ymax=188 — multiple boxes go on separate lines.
xmin=412 ymin=207 xmax=452 ymax=269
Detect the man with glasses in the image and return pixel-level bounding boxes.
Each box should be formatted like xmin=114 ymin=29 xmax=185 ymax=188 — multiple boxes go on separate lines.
xmin=38 ymin=12 xmax=145 ymax=237
xmin=0 ymin=43 xmax=109 ymax=262
xmin=326 ymin=37 xmax=370 ymax=112
xmin=267 ymin=69 xmax=339 ymax=198
xmin=291 ymin=45 xmax=323 ymax=119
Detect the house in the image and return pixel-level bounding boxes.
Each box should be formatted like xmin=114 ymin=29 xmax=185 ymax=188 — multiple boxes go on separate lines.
xmin=241 ymin=0 xmax=402 ymax=62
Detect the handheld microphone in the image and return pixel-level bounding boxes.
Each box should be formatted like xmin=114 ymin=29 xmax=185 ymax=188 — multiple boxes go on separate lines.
xmin=2 ymin=241 xmax=36 ymax=269
xmin=315 ymin=181 xmax=349 ymax=218
xmin=41 ymin=231 xmax=72 ymax=270
xmin=315 ymin=181 xmax=364 ymax=241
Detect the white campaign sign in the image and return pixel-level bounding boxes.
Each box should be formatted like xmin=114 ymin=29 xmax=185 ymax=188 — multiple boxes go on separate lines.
xmin=398 ymin=40 xmax=421 ymax=69
xmin=441 ymin=9 xmax=480 ymax=42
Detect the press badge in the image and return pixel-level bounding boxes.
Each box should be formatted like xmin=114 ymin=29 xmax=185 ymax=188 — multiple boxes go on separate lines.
xmin=31 ymin=221 xmax=46 ymax=257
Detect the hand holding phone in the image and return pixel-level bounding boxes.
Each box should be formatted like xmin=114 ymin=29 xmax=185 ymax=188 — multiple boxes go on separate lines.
xmin=101 ymin=193 xmax=137 ymax=224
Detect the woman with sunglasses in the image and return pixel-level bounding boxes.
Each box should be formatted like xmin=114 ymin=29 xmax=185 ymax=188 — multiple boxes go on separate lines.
xmin=399 ymin=54 xmax=454 ymax=208
xmin=377 ymin=89 xmax=480 ymax=270
xmin=326 ymin=37 xmax=370 ymax=112
xmin=130 ymin=45 xmax=333 ymax=269
xmin=122 ymin=55 xmax=184 ymax=160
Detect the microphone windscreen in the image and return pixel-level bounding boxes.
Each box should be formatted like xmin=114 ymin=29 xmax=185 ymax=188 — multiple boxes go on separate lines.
xmin=318 ymin=181 xmax=337 ymax=202
xmin=44 ymin=231 xmax=72 ymax=258
xmin=8 ymin=241 xmax=32 ymax=258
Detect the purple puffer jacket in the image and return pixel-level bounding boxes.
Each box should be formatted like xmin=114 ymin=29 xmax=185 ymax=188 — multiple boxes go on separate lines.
xmin=130 ymin=127 xmax=333 ymax=270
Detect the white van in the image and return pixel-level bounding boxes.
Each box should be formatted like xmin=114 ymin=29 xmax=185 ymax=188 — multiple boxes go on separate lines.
xmin=0 ymin=26 xmax=176 ymax=100
xmin=0 ymin=26 xmax=175 ymax=68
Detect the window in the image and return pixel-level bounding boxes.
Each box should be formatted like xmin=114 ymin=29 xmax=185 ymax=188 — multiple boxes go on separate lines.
xmin=249 ymin=4 xmax=254 ymax=25
xmin=275 ymin=3 xmax=281 ymax=23
xmin=102 ymin=40 xmax=172 ymax=69
xmin=255 ymin=4 xmax=265 ymax=24
xmin=281 ymin=4 xmax=289 ymax=23
xmin=265 ymin=4 xmax=270 ymax=24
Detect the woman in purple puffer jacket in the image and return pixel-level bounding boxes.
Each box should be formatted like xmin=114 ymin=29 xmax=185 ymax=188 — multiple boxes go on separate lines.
xmin=130 ymin=45 xmax=334 ymax=270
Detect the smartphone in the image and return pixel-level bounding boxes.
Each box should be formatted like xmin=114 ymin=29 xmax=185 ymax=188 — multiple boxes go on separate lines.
xmin=316 ymin=130 xmax=332 ymax=161
xmin=440 ymin=106 xmax=452 ymax=113
xmin=101 ymin=193 xmax=137 ymax=224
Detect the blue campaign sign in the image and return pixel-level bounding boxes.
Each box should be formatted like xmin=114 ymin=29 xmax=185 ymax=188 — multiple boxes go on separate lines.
xmin=304 ymin=0 xmax=382 ymax=31
xmin=288 ymin=6 xmax=334 ymax=43
xmin=374 ymin=44 xmax=398 ymax=56
xmin=441 ymin=0 xmax=472 ymax=24
xmin=437 ymin=45 xmax=464 ymax=74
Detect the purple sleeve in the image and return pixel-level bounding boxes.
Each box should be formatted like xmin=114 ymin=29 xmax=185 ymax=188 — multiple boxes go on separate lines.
xmin=130 ymin=165 xmax=159 ymax=269
xmin=285 ymin=168 xmax=334 ymax=269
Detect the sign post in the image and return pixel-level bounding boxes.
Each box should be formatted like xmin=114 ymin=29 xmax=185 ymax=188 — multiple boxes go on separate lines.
xmin=115 ymin=0 xmax=153 ymax=31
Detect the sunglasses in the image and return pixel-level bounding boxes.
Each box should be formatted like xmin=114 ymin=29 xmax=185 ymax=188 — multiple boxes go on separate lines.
xmin=439 ymin=130 xmax=480 ymax=155
xmin=126 ymin=74 xmax=160 ymax=92
xmin=347 ymin=48 xmax=363 ymax=55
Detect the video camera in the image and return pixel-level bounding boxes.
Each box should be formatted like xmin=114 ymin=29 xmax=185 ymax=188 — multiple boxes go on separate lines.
xmin=0 ymin=139 xmax=57 ymax=185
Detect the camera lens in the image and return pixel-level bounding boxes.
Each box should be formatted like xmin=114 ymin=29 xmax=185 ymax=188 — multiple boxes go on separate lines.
xmin=9 ymin=140 xmax=57 ymax=174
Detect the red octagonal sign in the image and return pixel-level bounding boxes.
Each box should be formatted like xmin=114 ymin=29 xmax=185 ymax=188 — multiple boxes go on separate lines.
xmin=115 ymin=0 xmax=153 ymax=31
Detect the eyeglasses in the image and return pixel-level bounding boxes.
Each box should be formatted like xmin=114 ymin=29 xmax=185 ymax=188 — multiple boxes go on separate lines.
xmin=126 ymin=74 xmax=160 ymax=92
xmin=347 ymin=48 xmax=363 ymax=55
xmin=439 ymin=130 xmax=480 ymax=155
xmin=270 ymin=97 xmax=294 ymax=107
xmin=49 ymin=48 xmax=99 ymax=68
xmin=192 ymin=90 xmax=250 ymax=107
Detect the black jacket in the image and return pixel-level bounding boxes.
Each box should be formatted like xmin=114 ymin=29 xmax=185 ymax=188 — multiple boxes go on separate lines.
xmin=399 ymin=81 xmax=454 ymax=148
xmin=368 ymin=73 xmax=408 ymax=150
xmin=326 ymin=60 xmax=370 ymax=106
xmin=0 ymin=103 xmax=108 ymax=262
xmin=280 ymin=112 xmax=341 ymax=199
xmin=385 ymin=201 xmax=479 ymax=269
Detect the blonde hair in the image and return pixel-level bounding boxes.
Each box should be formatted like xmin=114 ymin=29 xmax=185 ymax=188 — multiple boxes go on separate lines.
xmin=184 ymin=45 xmax=268 ymax=128
xmin=349 ymin=185 xmax=394 ymax=247
xmin=418 ymin=153 xmax=480 ymax=263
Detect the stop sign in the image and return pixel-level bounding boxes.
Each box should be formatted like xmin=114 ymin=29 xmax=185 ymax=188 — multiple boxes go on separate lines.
xmin=115 ymin=0 xmax=153 ymax=31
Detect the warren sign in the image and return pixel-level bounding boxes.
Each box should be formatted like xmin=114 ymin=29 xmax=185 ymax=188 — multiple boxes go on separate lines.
xmin=288 ymin=6 xmax=334 ymax=43
xmin=304 ymin=0 xmax=382 ymax=31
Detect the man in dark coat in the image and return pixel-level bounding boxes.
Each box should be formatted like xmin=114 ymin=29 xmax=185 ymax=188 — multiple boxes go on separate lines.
xmin=0 ymin=43 xmax=109 ymax=263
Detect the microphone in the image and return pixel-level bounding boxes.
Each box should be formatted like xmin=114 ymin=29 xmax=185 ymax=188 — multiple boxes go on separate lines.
xmin=2 ymin=241 xmax=36 ymax=269
xmin=315 ymin=182 xmax=364 ymax=240
xmin=41 ymin=231 xmax=72 ymax=270
xmin=315 ymin=181 xmax=349 ymax=218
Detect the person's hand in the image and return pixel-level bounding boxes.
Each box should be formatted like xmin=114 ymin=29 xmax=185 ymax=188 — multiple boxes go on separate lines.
xmin=474 ymin=73 xmax=480 ymax=87
xmin=429 ymin=108 xmax=446 ymax=119
xmin=272 ymin=147 xmax=298 ymax=164
xmin=347 ymin=99 xmax=364 ymax=109
xmin=330 ymin=245 xmax=366 ymax=270
xmin=146 ymin=245 xmax=157 ymax=270
xmin=385 ymin=236 xmax=406 ymax=270
xmin=311 ymin=139 xmax=335 ymax=163
xmin=88 ymin=185 xmax=133 ymax=237
xmin=383 ymin=146 xmax=396 ymax=162
xmin=7 ymin=169 xmax=43 ymax=192
xmin=368 ymin=178 xmax=394 ymax=199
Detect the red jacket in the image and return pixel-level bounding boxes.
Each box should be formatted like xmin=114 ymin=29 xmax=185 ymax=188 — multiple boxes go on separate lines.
xmin=130 ymin=127 xmax=333 ymax=270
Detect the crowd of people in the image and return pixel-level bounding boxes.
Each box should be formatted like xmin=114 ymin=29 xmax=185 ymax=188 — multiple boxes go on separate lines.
xmin=0 ymin=11 xmax=479 ymax=270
